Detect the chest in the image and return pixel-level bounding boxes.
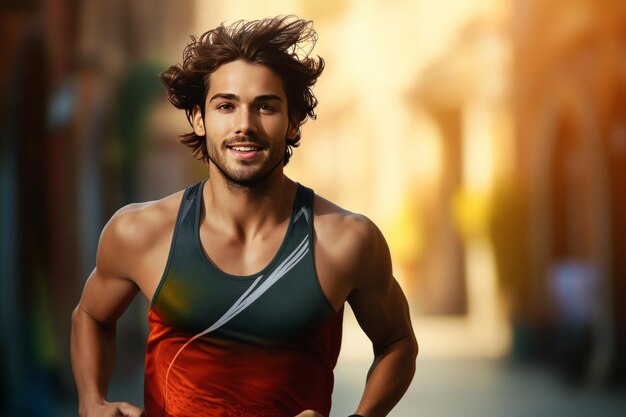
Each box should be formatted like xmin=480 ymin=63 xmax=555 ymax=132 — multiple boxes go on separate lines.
xmin=152 ymin=238 xmax=335 ymax=344
xmin=139 ymin=229 xmax=350 ymax=315
xmin=138 ymin=184 xmax=354 ymax=323
xmin=198 ymin=220 xmax=290 ymax=277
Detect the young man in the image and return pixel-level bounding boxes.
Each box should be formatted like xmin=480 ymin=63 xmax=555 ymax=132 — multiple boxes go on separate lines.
xmin=71 ymin=16 xmax=418 ymax=417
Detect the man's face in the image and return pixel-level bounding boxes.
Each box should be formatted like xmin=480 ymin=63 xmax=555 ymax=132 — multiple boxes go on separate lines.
xmin=192 ymin=59 xmax=298 ymax=186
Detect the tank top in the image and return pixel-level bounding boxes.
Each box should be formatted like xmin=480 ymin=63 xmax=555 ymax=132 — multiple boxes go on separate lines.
xmin=144 ymin=179 xmax=344 ymax=417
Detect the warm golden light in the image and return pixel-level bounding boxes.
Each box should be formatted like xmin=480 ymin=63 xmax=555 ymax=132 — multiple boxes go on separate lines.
xmin=188 ymin=0 xmax=514 ymax=359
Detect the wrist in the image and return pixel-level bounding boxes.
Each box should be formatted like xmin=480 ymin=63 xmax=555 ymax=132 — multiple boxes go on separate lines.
xmin=78 ymin=396 xmax=106 ymax=416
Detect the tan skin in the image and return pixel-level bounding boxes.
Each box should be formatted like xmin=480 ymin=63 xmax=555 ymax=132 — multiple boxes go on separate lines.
xmin=71 ymin=60 xmax=418 ymax=417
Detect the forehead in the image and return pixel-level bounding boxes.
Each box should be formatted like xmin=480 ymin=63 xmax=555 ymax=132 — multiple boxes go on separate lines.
xmin=206 ymin=60 xmax=286 ymax=99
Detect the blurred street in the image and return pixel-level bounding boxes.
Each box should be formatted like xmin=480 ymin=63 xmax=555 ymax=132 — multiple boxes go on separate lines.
xmin=332 ymin=357 xmax=626 ymax=417
xmin=329 ymin=313 xmax=626 ymax=417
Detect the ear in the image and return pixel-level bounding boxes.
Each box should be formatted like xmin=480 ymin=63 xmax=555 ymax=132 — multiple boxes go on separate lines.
xmin=287 ymin=113 xmax=300 ymax=140
xmin=192 ymin=105 xmax=206 ymax=136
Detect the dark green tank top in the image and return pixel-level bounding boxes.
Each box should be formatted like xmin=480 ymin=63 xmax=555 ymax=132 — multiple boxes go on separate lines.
xmin=145 ymin=179 xmax=344 ymax=416
xmin=149 ymin=178 xmax=337 ymax=345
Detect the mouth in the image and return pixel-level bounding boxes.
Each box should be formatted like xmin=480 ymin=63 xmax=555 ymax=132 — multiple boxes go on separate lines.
xmin=226 ymin=142 xmax=265 ymax=160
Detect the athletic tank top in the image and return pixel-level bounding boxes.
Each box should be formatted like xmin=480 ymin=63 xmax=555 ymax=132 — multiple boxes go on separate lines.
xmin=144 ymin=179 xmax=344 ymax=417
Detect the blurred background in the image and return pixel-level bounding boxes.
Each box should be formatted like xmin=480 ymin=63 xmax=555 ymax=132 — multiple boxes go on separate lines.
xmin=2 ymin=0 xmax=626 ymax=416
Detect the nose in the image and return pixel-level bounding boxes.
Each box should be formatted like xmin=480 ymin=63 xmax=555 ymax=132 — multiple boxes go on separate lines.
xmin=234 ymin=106 xmax=257 ymax=135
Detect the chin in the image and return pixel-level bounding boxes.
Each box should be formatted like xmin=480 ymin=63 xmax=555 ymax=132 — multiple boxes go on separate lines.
xmin=220 ymin=167 xmax=276 ymax=187
xmin=210 ymin=153 xmax=284 ymax=187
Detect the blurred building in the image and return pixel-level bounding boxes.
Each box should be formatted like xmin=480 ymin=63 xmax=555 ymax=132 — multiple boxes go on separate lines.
xmin=408 ymin=0 xmax=626 ymax=387
xmin=406 ymin=7 xmax=513 ymax=357
xmin=1 ymin=1 xmax=198 ymax=415
xmin=507 ymin=0 xmax=626 ymax=385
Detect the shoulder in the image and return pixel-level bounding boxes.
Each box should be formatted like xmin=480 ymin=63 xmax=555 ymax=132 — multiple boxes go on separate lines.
xmin=312 ymin=193 xmax=390 ymax=287
xmin=312 ymin=193 xmax=382 ymax=250
xmin=96 ymin=189 xmax=186 ymax=274
xmin=105 ymin=191 xmax=183 ymax=247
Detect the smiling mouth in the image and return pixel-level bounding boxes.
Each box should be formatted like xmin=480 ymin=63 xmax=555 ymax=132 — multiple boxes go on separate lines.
xmin=226 ymin=143 xmax=265 ymax=160
xmin=228 ymin=145 xmax=263 ymax=152
xmin=225 ymin=138 xmax=265 ymax=151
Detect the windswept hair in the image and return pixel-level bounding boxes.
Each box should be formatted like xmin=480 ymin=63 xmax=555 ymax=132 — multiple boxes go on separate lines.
xmin=160 ymin=15 xmax=325 ymax=165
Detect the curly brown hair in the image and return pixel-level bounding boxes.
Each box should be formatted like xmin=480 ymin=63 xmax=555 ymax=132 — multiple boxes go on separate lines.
xmin=160 ymin=15 xmax=325 ymax=165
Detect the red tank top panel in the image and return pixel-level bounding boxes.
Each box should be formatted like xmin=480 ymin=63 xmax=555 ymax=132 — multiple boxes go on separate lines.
xmin=145 ymin=307 xmax=343 ymax=417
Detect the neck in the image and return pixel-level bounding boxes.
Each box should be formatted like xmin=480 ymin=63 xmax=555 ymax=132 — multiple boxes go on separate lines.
xmin=202 ymin=165 xmax=297 ymax=238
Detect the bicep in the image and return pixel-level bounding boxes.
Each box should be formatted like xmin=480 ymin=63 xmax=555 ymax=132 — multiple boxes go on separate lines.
xmin=77 ymin=267 xmax=139 ymax=328
xmin=74 ymin=212 xmax=140 ymax=327
xmin=347 ymin=222 xmax=415 ymax=351
xmin=349 ymin=276 xmax=414 ymax=352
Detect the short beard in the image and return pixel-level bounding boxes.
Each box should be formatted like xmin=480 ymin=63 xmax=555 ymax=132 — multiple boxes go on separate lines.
xmin=208 ymin=152 xmax=284 ymax=188
xmin=206 ymin=135 xmax=285 ymax=188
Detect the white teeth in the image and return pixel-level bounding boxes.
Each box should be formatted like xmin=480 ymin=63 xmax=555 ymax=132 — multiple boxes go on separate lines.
xmin=232 ymin=146 xmax=258 ymax=152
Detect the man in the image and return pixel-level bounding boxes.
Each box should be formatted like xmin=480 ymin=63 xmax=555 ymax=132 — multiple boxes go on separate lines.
xmin=71 ymin=16 xmax=418 ymax=417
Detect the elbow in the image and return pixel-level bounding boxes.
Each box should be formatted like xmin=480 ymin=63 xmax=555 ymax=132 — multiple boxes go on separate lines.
xmin=71 ymin=305 xmax=105 ymax=329
xmin=71 ymin=305 xmax=82 ymax=328
xmin=401 ymin=332 xmax=419 ymax=360
xmin=402 ymin=333 xmax=419 ymax=363
xmin=71 ymin=304 xmax=116 ymax=333
xmin=401 ymin=333 xmax=419 ymax=364
xmin=374 ymin=333 xmax=419 ymax=361
xmin=71 ymin=305 xmax=92 ymax=335
xmin=411 ymin=335 xmax=419 ymax=360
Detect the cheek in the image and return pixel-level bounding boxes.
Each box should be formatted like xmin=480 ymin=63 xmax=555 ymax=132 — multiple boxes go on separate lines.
xmin=205 ymin=115 xmax=232 ymax=135
xmin=263 ymin=117 xmax=290 ymax=136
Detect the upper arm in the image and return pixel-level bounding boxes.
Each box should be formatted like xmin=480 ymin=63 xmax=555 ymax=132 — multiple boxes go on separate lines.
xmin=347 ymin=219 xmax=417 ymax=353
xmin=74 ymin=208 xmax=142 ymax=328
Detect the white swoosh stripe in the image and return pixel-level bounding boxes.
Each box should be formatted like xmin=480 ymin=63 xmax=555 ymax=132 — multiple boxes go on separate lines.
xmin=209 ymin=236 xmax=308 ymax=327
xmin=186 ymin=235 xmax=308 ymax=339
xmin=222 ymin=243 xmax=308 ymax=322
xmin=164 ymin=235 xmax=310 ymax=411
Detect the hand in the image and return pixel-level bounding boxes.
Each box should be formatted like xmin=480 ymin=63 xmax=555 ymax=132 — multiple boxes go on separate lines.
xmin=294 ymin=410 xmax=323 ymax=417
xmin=81 ymin=401 xmax=146 ymax=417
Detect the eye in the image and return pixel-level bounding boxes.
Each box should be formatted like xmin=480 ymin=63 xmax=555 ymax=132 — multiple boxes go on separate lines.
xmin=217 ymin=103 xmax=234 ymax=111
xmin=259 ymin=103 xmax=277 ymax=113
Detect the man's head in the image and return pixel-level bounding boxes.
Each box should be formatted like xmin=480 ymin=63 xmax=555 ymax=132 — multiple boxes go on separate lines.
xmin=160 ymin=15 xmax=324 ymax=166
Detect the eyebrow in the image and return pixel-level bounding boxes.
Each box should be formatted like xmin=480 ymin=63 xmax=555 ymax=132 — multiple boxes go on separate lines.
xmin=209 ymin=93 xmax=284 ymax=103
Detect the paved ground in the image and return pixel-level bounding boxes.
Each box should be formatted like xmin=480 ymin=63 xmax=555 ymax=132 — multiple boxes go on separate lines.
xmin=331 ymin=357 xmax=626 ymax=417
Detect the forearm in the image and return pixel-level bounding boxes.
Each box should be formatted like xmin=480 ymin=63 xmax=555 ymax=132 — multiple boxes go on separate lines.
xmin=353 ymin=337 xmax=418 ymax=417
xmin=70 ymin=307 xmax=117 ymax=415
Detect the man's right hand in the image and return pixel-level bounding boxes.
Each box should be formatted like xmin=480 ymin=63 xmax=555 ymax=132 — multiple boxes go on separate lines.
xmin=81 ymin=401 xmax=146 ymax=417
xmin=294 ymin=410 xmax=324 ymax=417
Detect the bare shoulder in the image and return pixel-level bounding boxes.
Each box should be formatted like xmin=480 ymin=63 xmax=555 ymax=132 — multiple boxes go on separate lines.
xmin=97 ymin=189 xmax=185 ymax=278
xmin=77 ymin=188 xmax=187 ymax=322
xmin=103 ymin=191 xmax=183 ymax=250
xmin=312 ymin=193 xmax=389 ymax=290
xmin=312 ymin=193 xmax=382 ymax=251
